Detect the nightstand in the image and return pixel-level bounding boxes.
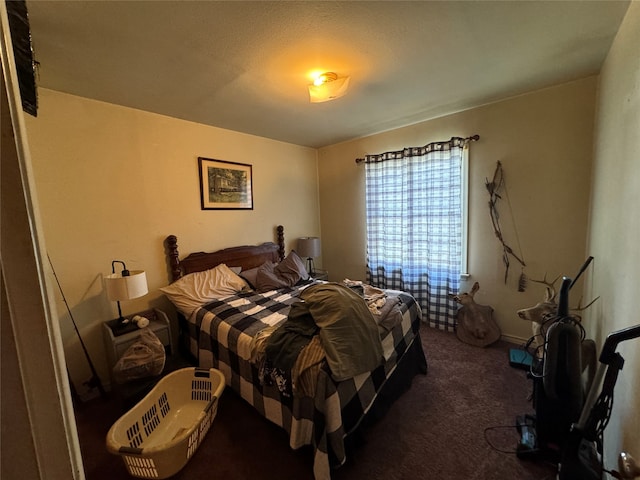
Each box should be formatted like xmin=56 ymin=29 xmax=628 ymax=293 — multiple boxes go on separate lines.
xmin=102 ymin=308 xmax=173 ymax=382
xmin=103 ymin=308 xmax=179 ymax=409
xmin=312 ymin=269 xmax=329 ymax=281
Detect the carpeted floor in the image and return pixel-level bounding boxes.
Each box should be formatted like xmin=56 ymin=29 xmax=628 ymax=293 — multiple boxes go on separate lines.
xmin=75 ymin=325 xmax=557 ymax=480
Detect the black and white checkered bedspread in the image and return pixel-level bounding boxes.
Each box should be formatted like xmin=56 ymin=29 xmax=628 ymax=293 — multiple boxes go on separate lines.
xmin=187 ymin=283 xmax=423 ymax=480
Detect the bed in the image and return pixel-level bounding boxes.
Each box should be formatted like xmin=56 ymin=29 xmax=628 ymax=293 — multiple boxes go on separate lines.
xmin=162 ymin=226 xmax=427 ymax=479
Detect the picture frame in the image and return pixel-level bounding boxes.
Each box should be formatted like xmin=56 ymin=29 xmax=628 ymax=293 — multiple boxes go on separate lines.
xmin=198 ymin=157 xmax=253 ymax=210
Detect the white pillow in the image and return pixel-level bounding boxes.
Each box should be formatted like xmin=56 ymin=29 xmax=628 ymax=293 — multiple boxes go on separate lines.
xmin=159 ymin=263 xmax=248 ymax=316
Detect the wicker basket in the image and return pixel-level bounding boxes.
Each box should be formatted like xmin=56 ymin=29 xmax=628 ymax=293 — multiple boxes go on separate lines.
xmin=106 ymin=367 xmax=225 ymax=479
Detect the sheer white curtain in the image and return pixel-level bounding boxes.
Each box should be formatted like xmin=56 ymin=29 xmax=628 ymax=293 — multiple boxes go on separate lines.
xmin=364 ymin=137 xmax=468 ymax=330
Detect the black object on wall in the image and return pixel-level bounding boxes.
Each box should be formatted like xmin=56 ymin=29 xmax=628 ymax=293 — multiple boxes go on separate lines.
xmin=6 ymin=0 xmax=38 ymax=116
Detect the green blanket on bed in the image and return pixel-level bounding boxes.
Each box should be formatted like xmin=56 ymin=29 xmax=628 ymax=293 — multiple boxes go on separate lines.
xmin=266 ymin=282 xmax=384 ymax=381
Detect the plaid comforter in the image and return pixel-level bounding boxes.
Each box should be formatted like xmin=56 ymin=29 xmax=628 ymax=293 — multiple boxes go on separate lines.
xmin=188 ymin=282 xmax=423 ymax=480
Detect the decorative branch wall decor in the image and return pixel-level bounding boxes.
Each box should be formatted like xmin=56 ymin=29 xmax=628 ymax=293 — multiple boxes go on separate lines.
xmin=485 ymin=161 xmax=527 ymax=291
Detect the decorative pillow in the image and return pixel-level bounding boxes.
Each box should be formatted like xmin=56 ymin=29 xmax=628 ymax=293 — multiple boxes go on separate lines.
xmin=159 ymin=263 xmax=249 ymax=316
xmin=255 ymin=262 xmax=289 ymax=292
xmin=254 ymin=251 xmax=309 ymax=292
xmin=240 ymin=266 xmax=260 ymax=290
xmin=276 ymin=250 xmax=309 ymax=283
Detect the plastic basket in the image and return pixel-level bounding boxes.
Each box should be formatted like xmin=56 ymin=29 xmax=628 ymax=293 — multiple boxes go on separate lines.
xmin=106 ymin=367 xmax=225 ymax=479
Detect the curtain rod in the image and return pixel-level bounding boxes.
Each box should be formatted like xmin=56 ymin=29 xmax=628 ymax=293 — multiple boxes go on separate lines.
xmin=355 ymin=134 xmax=479 ymax=164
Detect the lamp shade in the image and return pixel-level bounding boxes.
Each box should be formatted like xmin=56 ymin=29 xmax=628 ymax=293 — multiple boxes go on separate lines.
xmin=297 ymin=237 xmax=321 ymax=258
xmin=104 ymin=270 xmax=148 ymax=301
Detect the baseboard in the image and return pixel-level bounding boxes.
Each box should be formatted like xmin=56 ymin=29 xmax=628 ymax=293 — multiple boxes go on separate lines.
xmin=501 ymin=333 xmax=530 ymax=344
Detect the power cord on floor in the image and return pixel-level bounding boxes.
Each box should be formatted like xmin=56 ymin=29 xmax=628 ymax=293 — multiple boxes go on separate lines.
xmin=484 ymin=424 xmax=558 ymax=479
xmin=483 ymin=425 xmax=522 ymax=454
xmin=606 ymin=468 xmax=624 ymax=479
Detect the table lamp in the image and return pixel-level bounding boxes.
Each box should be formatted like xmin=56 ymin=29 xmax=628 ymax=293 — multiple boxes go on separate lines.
xmin=104 ymin=260 xmax=148 ymax=332
xmin=297 ymin=237 xmax=321 ymax=276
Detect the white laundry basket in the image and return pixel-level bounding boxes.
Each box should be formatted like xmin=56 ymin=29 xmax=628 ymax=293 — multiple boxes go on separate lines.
xmin=106 ymin=367 xmax=225 ymax=479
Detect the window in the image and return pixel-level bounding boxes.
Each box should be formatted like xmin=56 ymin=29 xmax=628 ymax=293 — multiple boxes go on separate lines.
xmin=363 ymin=137 xmax=471 ymax=330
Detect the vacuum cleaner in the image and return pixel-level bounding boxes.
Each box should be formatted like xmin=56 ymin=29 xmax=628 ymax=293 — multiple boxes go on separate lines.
xmin=516 ymin=261 xmax=640 ymax=479
xmin=516 ymin=276 xmax=585 ymax=462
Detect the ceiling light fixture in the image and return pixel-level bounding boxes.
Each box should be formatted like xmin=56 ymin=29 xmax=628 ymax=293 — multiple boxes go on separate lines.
xmin=308 ymin=72 xmax=350 ymax=103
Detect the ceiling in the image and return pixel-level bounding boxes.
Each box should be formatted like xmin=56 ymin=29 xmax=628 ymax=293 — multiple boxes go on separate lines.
xmin=25 ymin=1 xmax=630 ymax=149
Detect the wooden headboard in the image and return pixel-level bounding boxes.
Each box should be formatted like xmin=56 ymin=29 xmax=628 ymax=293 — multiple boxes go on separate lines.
xmin=165 ymin=225 xmax=285 ymax=282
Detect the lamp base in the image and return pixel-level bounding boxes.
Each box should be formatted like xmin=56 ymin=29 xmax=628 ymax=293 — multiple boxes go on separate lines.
xmin=306 ymin=258 xmax=316 ymax=276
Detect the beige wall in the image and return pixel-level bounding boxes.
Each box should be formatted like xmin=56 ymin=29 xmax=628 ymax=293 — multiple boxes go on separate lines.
xmin=318 ymin=77 xmax=597 ymax=341
xmin=586 ymin=0 xmax=640 ymax=466
xmin=25 ymin=89 xmax=320 ymax=394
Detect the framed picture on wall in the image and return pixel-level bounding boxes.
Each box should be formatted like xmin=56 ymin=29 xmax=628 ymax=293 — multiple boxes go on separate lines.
xmin=198 ymin=157 xmax=253 ymax=210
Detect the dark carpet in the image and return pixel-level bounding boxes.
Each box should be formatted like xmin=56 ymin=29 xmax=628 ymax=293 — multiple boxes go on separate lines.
xmin=75 ymin=325 xmax=557 ymax=479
